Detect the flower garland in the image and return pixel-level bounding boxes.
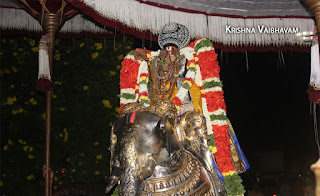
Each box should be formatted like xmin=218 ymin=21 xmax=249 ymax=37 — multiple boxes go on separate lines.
xmin=119 ymin=51 xmax=140 ymax=111
xmin=119 ymin=39 xmax=245 ymax=195
xmin=184 ymin=38 xmax=244 ymax=194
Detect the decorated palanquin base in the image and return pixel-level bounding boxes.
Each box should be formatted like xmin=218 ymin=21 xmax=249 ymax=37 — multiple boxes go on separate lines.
xmin=119 ymin=38 xmax=246 ymax=195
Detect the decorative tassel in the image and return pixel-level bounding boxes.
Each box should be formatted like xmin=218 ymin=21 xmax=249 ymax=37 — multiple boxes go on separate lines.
xmin=37 ymin=34 xmax=53 ymax=91
xmin=308 ymin=33 xmax=320 ymax=104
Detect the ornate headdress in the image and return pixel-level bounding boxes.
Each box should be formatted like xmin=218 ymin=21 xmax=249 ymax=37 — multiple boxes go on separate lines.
xmin=158 ymin=22 xmax=190 ymax=49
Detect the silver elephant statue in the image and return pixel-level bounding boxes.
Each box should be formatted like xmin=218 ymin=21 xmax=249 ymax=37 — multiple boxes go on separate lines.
xmin=105 ymin=100 xmax=227 ymax=196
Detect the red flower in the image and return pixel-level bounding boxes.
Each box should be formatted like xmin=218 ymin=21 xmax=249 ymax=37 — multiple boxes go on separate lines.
xmin=204 ymin=91 xmax=226 ymax=112
xmin=120 ymin=58 xmax=140 ymax=89
xmin=172 ymin=97 xmax=182 ymax=107
xmin=197 ymin=51 xmax=220 ymax=79
xmin=212 ymin=125 xmax=235 ymax=173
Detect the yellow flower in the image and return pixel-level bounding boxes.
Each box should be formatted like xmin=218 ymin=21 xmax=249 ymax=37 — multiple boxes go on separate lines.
xmin=95 ymin=43 xmax=102 ymax=50
xmin=12 ymin=110 xmax=18 ymax=115
xmin=116 ymin=65 xmax=121 ymax=70
xmin=80 ymin=43 xmax=85 ymax=47
xmin=109 ymin=71 xmax=116 ymax=76
xmin=64 ymin=132 xmax=68 ymax=142
xmin=29 ymin=39 xmax=35 ymax=46
xmin=31 ymin=47 xmax=39 ymax=52
xmin=10 ymin=85 xmax=14 ymax=88
xmin=3 ymin=145 xmax=8 ymax=151
xmin=94 ymin=171 xmax=100 ymax=175
xmin=125 ymin=46 xmax=131 ymax=49
xmin=18 ymin=108 xmax=23 ymax=113
xmin=66 ymin=158 xmax=70 ymax=162
xmin=92 ymin=52 xmax=99 ymax=59
xmin=102 ymin=100 xmax=112 ymax=108
xmin=28 ymin=146 xmax=33 ymax=152
xmin=83 ymin=85 xmax=89 ymax=90
xmin=188 ymin=63 xmax=196 ymax=68
xmin=28 ymin=154 xmax=35 ymax=159
xmin=147 ymin=53 xmax=151 ymax=58
xmin=209 ymin=146 xmax=217 ymax=154
xmin=27 ymin=174 xmax=34 ymax=180
xmin=18 ymin=140 xmax=23 ymax=144
xmin=59 ymin=108 xmax=65 ymax=111
xmin=12 ymin=66 xmax=18 ymax=73
xmin=93 ymin=141 xmax=99 ymax=146
xmin=52 ymin=95 xmax=57 ymax=99
xmin=6 ymin=96 xmax=17 ymax=105
xmin=222 ymin=171 xmax=236 ymax=176
xmin=8 ymin=140 xmax=13 ymax=145
xmin=54 ymin=176 xmax=58 ymax=181
xmin=117 ymin=54 xmax=124 ymax=60
xmin=194 ymin=57 xmax=199 ymax=62
xmin=64 ymin=61 xmax=68 ymax=65
xmin=13 ymin=52 xmax=18 ymax=56
xmin=109 ymin=122 xmax=113 ymax=127
xmin=18 ymin=48 xmax=23 ymax=51
xmin=42 ymin=113 xmax=46 ymax=120
xmin=54 ymin=53 xmax=60 ymax=61
xmin=23 ymin=146 xmax=29 ymax=152
xmin=30 ymin=98 xmax=37 ymax=105
xmin=96 ymin=155 xmax=102 ymax=160
xmin=4 ymin=69 xmax=10 ymax=74
xmin=23 ymin=141 xmax=26 ymax=145
xmin=54 ymin=81 xmax=62 ymax=85
xmin=71 ymin=168 xmax=76 ymax=172
xmin=115 ymin=107 xmax=120 ymax=113
xmin=59 ymin=133 xmax=63 ymax=137
xmin=139 ymin=95 xmax=149 ymax=100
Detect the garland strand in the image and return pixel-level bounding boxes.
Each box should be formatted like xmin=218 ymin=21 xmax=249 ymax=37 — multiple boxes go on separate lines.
xmin=119 ymin=39 xmax=245 ymax=195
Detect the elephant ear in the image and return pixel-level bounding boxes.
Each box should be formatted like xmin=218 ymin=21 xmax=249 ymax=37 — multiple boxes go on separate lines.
xmin=176 ymin=111 xmax=215 ymax=173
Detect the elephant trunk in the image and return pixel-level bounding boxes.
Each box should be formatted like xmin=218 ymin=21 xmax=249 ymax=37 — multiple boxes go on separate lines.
xmin=105 ymin=161 xmax=120 ymax=193
xmin=120 ymin=166 xmax=143 ymax=196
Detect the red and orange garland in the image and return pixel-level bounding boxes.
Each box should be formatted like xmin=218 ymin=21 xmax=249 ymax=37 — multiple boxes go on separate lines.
xmin=119 ymin=39 xmax=244 ymax=194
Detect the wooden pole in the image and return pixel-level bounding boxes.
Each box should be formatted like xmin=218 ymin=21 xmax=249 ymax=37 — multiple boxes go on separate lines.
xmin=41 ymin=13 xmax=63 ymax=196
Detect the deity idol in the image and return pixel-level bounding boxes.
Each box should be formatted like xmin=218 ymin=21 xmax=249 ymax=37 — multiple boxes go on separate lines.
xmin=105 ymin=22 xmax=249 ymax=196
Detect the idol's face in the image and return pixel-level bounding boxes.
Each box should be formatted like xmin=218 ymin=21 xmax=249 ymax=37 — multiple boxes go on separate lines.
xmin=164 ymin=46 xmax=179 ymax=62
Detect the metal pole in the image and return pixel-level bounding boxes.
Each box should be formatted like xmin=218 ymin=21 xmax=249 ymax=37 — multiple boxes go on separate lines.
xmin=41 ymin=13 xmax=63 ymax=196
